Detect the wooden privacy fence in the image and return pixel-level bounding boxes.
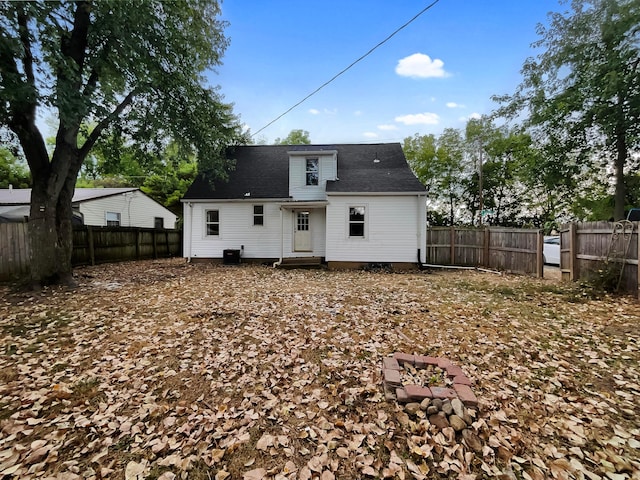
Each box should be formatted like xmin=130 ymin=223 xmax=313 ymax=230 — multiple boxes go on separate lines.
xmin=560 ymin=221 xmax=639 ymax=297
xmin=426 ymin=226 xmax=543 ymax=277
xmin=0 ymin=223 xmax=182 ymax=281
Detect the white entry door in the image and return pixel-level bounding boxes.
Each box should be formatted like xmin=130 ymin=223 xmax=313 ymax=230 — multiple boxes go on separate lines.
xmin=294 ymin=211 xmax=312 ymax=252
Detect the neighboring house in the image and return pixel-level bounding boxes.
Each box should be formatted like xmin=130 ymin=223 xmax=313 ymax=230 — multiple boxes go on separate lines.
xmin=181 ymin=143 xmax=427 ymax=269
xmin=0 ymin=187 xmax=177 ymax=229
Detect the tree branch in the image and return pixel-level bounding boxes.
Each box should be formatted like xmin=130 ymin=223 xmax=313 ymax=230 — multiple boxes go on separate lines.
xmin=17 ymin=8 xmax=36 ymax=93
xmin=78 ymin=90 xmax=136 ymax=159
xmin=2 ymin=6 xmax=50 ymax=176
xmin=62 ymin=1 xmax=91 ymax=74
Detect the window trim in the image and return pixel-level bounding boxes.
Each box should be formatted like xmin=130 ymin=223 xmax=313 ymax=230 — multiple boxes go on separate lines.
xmin=105 ymin=211 xmax=121 ymax=227
xmin=205 ymin=209 xmax=220 ymax=236
xmin=348 ymin=206 xmax=366 ymax=238
xmin=305 ymin=157 xmax=319 ymax=186
xmin=253 ymin=204 xmax=264 ymax=226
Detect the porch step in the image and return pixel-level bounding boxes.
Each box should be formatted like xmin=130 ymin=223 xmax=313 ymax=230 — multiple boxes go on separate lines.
xmin=277 ymin=257 xmax=325 ymax=269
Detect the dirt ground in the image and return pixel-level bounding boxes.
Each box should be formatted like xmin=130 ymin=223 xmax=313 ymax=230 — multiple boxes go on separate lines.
xmin=0 ymin=259 xmax=638 ymax=479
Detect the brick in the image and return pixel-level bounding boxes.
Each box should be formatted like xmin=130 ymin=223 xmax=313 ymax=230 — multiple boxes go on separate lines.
xmin=395 ymin=387 xmax=410 ymax=403
xmin=383 ymin=357 xmax=400 ymax=371
xmin=453 ymin=374 xmax=472 ymax=386
xmin=454 ymin=384 xmax=478 ymax=407
xmin=430 ymin=386 xmax=457 ymax=400
xmin=445 ymin=365 xmax=465 ymax=378
xmin=393 ymin=352 xmax=415 ymax=366
xmin=383 ymin=368 xmax=402 ymax=387
xmin=404 ymin=384 xmax=432 ymax=401
xmin=437 ymin=357 xmax=453 ymax=369
xmin=415 ymin=355 xmax=440 ymax=368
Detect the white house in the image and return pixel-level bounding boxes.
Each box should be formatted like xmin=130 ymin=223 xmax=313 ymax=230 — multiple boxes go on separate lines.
xmin=0 ymin=187 xmax=177 ymax=229
xmin=181 ymin=143 xmax=427 ymax=269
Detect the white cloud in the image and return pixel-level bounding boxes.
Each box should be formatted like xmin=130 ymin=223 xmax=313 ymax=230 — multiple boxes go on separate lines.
xmin=395 ymin=112 xmax=440 ymax=126
xmin=458 ymin=112 xmax=482 ymax=122
xmin=353 ymin=110 xmax=363 ymax=116
xmin=308 ymin=108 xmax=320 ymax=115
xmin=446 ymin=102 xmax=465 ymax=108
xmin=395 ymin=53 xmax=449 ymax=79
xmin=377 ymin=124 xmax=398 ymax=131
xmin=363 ymin=132 xmax=379 ymax=139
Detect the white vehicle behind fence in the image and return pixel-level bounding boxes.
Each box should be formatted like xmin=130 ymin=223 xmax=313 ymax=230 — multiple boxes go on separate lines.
xmin=543 ymin=236 xmax=560 ymax=265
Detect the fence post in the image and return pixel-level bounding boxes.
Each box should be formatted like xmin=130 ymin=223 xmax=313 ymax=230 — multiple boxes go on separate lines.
xmin=153 ymin=231 xmax=158 ymax=259
xmin=449 ymin=226 xmax=455 ymax=265
xmin=483 ymin=227 xmax=490 ymax=268
xmin=569 ymin=222 xmax=578 ymax=281
xmin=87 ymin=226 xmax=95 ymax=266
xmin=136 ymin=229 xmax=141 ymax=259
xmin=536 ymin=229 xmax=543 ymax=278
xmin=637 ymin=226 xmax=640 ymax=299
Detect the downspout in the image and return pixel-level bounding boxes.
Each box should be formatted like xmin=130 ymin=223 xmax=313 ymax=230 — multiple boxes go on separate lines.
xmin=417 ymin=194 xmax=426 ymax=269
xmin=273 ymin=206 xmax=284 ymax=267
xmin=185 ymin=202 xmax=193 ymax=262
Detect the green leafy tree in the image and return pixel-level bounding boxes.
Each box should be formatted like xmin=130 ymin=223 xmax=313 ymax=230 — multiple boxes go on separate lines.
xmin=274 ymin=129 xmax=312 ymax=145
xmin=516 ymin=131 xmax=580 ymax=228
xmin=494 ymin=0 xmax=640 ymax=220
xmin=0 ymin=148 xmax=31 ymax=188
xmin=404 ymin=129 xmax=466 ymax=225
xmin=0 ymin=1 xmax=245 ymax=286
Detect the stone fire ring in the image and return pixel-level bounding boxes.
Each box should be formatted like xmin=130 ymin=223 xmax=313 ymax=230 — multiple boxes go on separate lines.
xmin=382 ymin=353 xmax=478 ymax=407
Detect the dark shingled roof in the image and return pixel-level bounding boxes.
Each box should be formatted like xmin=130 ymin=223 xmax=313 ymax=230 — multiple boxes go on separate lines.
xmin=182 ymin=143 xmax=424 ymax=200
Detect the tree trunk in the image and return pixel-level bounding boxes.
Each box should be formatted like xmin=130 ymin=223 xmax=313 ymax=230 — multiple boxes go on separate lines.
xmin=27 ymin=145 xmax=82 ymax=287
xmin=28 ymin=180 xmax=76 ymax=287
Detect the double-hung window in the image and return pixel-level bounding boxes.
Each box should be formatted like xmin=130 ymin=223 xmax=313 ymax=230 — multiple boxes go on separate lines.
xmin=206 ymin=210 xmax=220 ymax=236
xmin=349 ymin=206 xmax=365 ymax=237
xmin=106 ymin=211 xmax=120 ymax=226
xmin=253 ymin=205 xmax=264 ymax=226
xmin=306 ymin=158 xmax=319 ymax=186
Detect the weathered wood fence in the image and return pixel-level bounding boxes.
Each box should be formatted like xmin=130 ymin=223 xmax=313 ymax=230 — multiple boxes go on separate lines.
xmin=0 ymin=223 xmax=182 ymax=281
xmin=560 ymin=221 xmax=639 ymax=297
xmin=426 ymin=226 xmax=544 ymax=277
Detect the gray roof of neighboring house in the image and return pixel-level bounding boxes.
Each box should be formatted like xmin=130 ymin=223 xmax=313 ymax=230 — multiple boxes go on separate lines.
xmin=182 ymin=143 xmax=425 ymax=200
xmin=0 ymin=188 xmax=139 ymax=205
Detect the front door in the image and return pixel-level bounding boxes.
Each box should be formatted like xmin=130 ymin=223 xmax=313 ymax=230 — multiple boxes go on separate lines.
xmin=294 ymin=211 xmax=312 ymax=252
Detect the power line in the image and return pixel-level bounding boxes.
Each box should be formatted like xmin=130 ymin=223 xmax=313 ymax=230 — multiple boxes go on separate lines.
xmin=251 ymin=0 xmax=442 ymax=138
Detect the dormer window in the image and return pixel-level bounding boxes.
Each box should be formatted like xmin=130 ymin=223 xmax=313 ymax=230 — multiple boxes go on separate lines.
xmin=306 ymin=158 xmax=319 ymax=186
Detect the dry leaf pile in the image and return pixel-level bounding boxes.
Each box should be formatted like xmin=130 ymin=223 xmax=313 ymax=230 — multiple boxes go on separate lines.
xmin=0 ymin=259 xmax=639 ymax=479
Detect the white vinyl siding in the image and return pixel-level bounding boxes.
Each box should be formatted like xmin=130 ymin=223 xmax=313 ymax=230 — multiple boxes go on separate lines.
xmin=184 ymin=202 xmax=327 ymax=260
xmin=326 ymin=195 xmax=422 ymax=263
xmin=78 ymin=190 xmax=177 ymax=228
xmin=187 ymin=202 xmax=283 ymax=259
xmin=289 ymin=153 xmax=337 ymax=201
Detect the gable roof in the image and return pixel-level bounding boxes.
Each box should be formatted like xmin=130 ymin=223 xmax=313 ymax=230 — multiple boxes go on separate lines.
xmin=0 ymin=188 xmax=139 ymax=205
xmin=182 ymin=143 xmax=424 ymax=200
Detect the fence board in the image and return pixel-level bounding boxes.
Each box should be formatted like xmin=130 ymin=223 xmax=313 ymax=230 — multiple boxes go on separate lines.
xmin=426 ymin=226 xmax=542 ymax=276
xmin=1 ymin=223 xmax=182 ymax=280
xmin=560 ymin=221 xmax=638 ymax=296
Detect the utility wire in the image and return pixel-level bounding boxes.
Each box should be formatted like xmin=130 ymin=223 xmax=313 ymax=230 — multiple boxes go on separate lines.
xmin=251 ymin=0 xmax=442 ymax=138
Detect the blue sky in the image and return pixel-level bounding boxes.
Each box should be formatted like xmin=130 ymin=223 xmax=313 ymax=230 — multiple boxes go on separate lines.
xmin=211 ymin=0 xmax=567 ymax=145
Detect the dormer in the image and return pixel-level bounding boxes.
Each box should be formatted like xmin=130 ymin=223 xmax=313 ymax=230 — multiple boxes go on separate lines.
xmin=288 ymin=149 xmax=338 ymax=200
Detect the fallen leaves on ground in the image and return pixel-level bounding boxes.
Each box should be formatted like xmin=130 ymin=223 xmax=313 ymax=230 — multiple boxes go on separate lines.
xmin=0 ymin=259 xmax=638 ymax=479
